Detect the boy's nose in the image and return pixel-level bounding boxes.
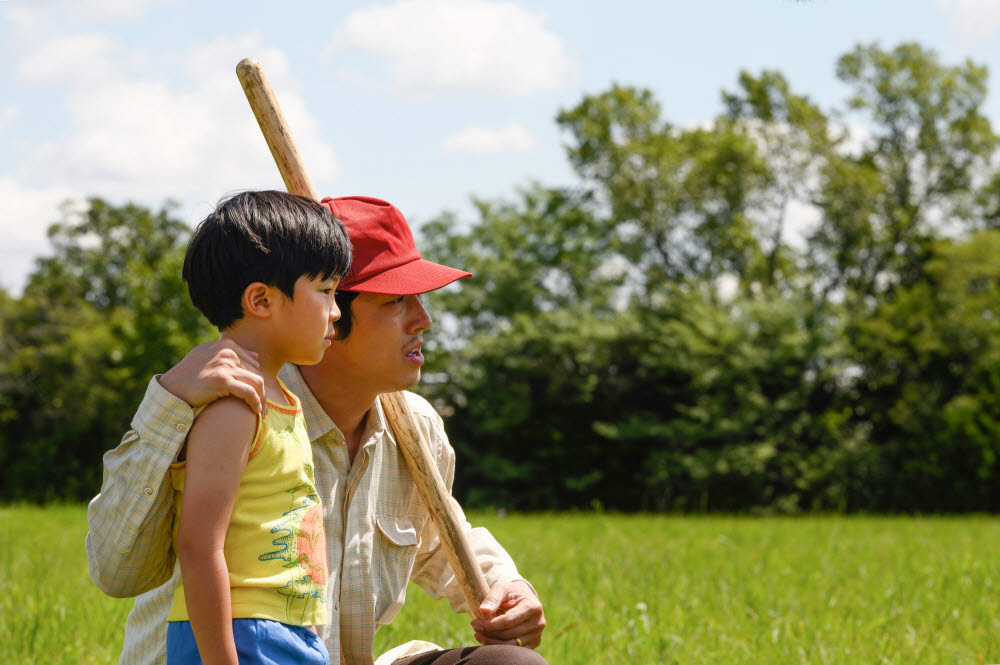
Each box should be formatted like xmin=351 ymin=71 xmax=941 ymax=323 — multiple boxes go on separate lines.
xmin=329 ymin=301 xmax=341 ymax=323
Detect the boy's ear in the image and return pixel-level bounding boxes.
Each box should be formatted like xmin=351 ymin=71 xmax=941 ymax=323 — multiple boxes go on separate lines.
xmin=241 ymin=282 xmax=274 ymax=319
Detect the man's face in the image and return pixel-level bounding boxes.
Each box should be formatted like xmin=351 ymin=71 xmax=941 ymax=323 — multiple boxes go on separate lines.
xmin=324 ymin=292 xmax=432 ymax=396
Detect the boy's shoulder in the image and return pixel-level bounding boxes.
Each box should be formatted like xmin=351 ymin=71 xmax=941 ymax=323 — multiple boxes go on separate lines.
xmin=193 ymin=396 xmax=258 ymax=433
xmin=184 ymin=396 xmax=259 ymax=463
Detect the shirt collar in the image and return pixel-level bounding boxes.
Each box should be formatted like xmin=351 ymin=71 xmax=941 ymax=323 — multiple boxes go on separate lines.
xmin=278 ymin=364 xmax=396 ymax=449
xmin=278 ymin=364 xmax=338 ymax=443
xmin=370 ymin=394 xmax=395 ymax=447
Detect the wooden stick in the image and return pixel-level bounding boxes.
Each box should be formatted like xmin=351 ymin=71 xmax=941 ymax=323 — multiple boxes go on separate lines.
xmin=235 ymin=57 xmax=491 ymax=619
xmin=380 ymin=391 xmax=490 ymax=618
xmin=236 ymin=58 xmax=319 ymax=201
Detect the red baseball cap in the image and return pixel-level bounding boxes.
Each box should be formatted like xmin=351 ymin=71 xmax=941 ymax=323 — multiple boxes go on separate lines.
xmin=320 ymin=195 xmax=471 ymax=295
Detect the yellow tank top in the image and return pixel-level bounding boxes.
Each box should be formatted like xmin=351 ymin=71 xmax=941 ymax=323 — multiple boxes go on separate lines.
xmin=168 ymin=381 xmax=328 ymax=627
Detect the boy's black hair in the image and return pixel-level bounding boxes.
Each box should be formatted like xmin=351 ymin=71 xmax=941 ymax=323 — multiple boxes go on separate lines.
xmin=183 ymin=190 xmax=353 ymax=330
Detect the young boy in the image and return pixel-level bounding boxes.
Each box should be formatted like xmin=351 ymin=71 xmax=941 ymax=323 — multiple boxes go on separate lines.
xmin=166 ymin=190 xmax=352 ymax=665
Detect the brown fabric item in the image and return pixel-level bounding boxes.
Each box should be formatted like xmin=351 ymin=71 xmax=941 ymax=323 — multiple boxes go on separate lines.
xmin=394 ymin=646 xmax=548 ymax=665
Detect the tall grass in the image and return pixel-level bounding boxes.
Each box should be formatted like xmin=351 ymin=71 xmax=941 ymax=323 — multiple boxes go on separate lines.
xmin=1 ymin=505 xmax=134 ymax=664
xmin=378 ymin=513 xmax=1000 ymax=664
xmin=2 ymin=506 xmax=998 ymax=664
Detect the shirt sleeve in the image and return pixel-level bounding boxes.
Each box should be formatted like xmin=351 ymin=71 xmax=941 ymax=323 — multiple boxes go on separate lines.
xmin=406 ymin=401 xmax=533 ymax=614
xmin=85 ymin=376 xmax=194 ymax=598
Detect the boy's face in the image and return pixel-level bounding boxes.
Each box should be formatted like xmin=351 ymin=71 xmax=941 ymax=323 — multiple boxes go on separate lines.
xmin=271 ymin=275 xmax=341 ymax=366
xmin=323 ymin=292 xmax=431 ymax=396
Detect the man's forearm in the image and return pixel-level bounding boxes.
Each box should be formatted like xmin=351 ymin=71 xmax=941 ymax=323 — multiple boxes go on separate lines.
xmin=411 ymin=511 xmax=527 ymax=614
xmin=86 ymin=439 xmax=177 ymax=596
xmin=86 ymin=376 xmax=193 ymax=597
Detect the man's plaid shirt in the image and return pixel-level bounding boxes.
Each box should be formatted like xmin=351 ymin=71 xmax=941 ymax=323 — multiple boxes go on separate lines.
xmin=86 ymin=365 xmax=527 ymax=665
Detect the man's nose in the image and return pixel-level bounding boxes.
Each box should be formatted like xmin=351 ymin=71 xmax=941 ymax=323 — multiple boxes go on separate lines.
xmin=407 ymin=295 xmax=432 ymax=333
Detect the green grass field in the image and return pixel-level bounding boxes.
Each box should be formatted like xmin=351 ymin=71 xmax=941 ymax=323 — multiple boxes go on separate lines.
xmin=1 ymin=505 xmax=998 ymax=664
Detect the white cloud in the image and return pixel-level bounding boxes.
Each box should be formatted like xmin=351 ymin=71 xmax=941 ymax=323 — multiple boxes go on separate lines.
xmin=77 ymin=0 xmax=173 ymax=19
xmin=328 ymin=0 xmax=575 ymax=97
xmin=0 ymin=179 xmax=78 ymax=294
xmin=442 ymin=122 xmax=534 ymax=154
xmin=935 ymin=0 xmax=1000 ymax=44
xmin=183 ymin=32 xmax=288 ymax=86
xmin=16 ymin=33 xmax=338 ymax=203
xmin=180 ymin=35 xmax=339 ymax=191
xmin=5 ymin=32 xmax=339 ymax=292
xmin=10 ymin=0 xmax=171 ymax=24
xmin=17 ymin=34 xmax=119 ymax=84
xmin=0 ymin=106 xmax=18 ymax=132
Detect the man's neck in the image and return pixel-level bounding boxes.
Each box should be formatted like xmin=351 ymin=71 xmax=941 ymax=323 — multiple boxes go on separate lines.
xmin=299 ymin=362 xmax=378 ymax=462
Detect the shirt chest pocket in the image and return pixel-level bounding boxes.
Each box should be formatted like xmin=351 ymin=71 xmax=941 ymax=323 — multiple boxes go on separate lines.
xmin=373 ymin=514 xmax=420 ymax=626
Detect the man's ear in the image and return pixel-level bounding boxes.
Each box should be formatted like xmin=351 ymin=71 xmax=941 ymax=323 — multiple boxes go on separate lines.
xmin=242 ymin=282 xmax=273 ymax=319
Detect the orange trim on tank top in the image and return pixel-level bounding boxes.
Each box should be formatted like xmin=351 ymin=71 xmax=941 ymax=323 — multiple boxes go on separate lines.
xmin=265 ymin=381 xmax=301 ymax=416
xmin=247 ymin=412 xmax=265 ymax=460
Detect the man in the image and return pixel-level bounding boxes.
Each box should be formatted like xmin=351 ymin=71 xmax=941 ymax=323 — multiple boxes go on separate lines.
xmin=87 ymin=195 xmax=547 ymax=665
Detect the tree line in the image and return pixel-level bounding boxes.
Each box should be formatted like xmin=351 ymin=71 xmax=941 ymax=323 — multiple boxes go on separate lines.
xmin=2 ymin=42 xmax=999 ymax=511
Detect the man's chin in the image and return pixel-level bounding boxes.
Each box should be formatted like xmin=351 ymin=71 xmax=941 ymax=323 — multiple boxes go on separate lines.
xmin=394 ymin=369 xmax=421 ymax=392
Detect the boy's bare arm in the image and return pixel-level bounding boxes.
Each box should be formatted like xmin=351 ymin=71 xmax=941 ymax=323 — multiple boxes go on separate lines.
xmin=176 ymin=397 xmax=257 ymax=665
xmin=86 ymin=340 xmax=265 ymax=597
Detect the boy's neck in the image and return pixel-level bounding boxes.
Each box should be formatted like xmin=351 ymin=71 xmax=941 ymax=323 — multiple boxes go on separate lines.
xmin=219 ymin=329 xmax=289 ymax=406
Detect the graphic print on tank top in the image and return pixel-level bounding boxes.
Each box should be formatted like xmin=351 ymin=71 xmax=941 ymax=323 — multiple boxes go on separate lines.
xmin=258 ymin=428 xmax=329 ymax=624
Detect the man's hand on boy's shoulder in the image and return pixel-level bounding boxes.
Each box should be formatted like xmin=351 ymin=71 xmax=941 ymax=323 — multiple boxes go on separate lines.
xmin=159 ymin=340 xmax=267 ymax=414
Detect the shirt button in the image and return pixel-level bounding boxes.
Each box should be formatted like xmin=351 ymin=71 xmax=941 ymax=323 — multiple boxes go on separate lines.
xmin=175 ymin=423 xmax=187 ymax=433
xmin=143 ymin=486 xmax=154 ymax=496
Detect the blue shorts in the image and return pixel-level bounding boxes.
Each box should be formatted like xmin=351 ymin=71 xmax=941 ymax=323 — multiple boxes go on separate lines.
xmin=167 ymin=619 xmax=329 ymax=665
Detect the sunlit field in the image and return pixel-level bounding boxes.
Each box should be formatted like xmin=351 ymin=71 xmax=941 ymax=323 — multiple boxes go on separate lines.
xmin=2 ymin=505 xmax=997 ymax=664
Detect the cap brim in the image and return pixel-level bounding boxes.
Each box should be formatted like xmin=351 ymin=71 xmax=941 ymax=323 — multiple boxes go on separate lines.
xmin=340 ymin=258 xmax=471 ymax=295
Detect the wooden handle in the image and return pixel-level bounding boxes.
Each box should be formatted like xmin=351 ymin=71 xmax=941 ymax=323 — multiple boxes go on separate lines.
xmin=235 ymin=57 xmax=491 ymax=619
xmin=236 ymin=58 xmax=319 ymax=201
xmin=381 ymin=391 xmax=491 ymax=618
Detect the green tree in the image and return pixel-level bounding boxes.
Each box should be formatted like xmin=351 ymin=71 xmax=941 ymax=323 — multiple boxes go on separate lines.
xmin=722 ymin=70 xmax=833 ymax=289
xmin=420 ymin=42 xmax=1000 ymax=512
xmin=555 ymin=85 xmax=775 ymax=292
xmin=6 ymin=41 xmax=1000 ymax=513
xmin=851 ymin=231 xmax=1000 ymax=510
xmin=813 ymin=42 xmax=998 ymax=301
xmin=0 ymin=198 xmax=211 ymax=500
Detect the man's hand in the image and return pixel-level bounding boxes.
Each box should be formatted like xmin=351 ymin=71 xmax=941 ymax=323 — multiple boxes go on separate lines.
xmin=470 ymin=580 xmax=546 ymax=649
xmin=158 ymin=340 xmax=266 ymax=414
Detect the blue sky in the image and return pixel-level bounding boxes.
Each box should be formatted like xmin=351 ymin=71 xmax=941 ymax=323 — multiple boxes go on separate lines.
xmin=3 ymin=0 xmax=1000 ymax=293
